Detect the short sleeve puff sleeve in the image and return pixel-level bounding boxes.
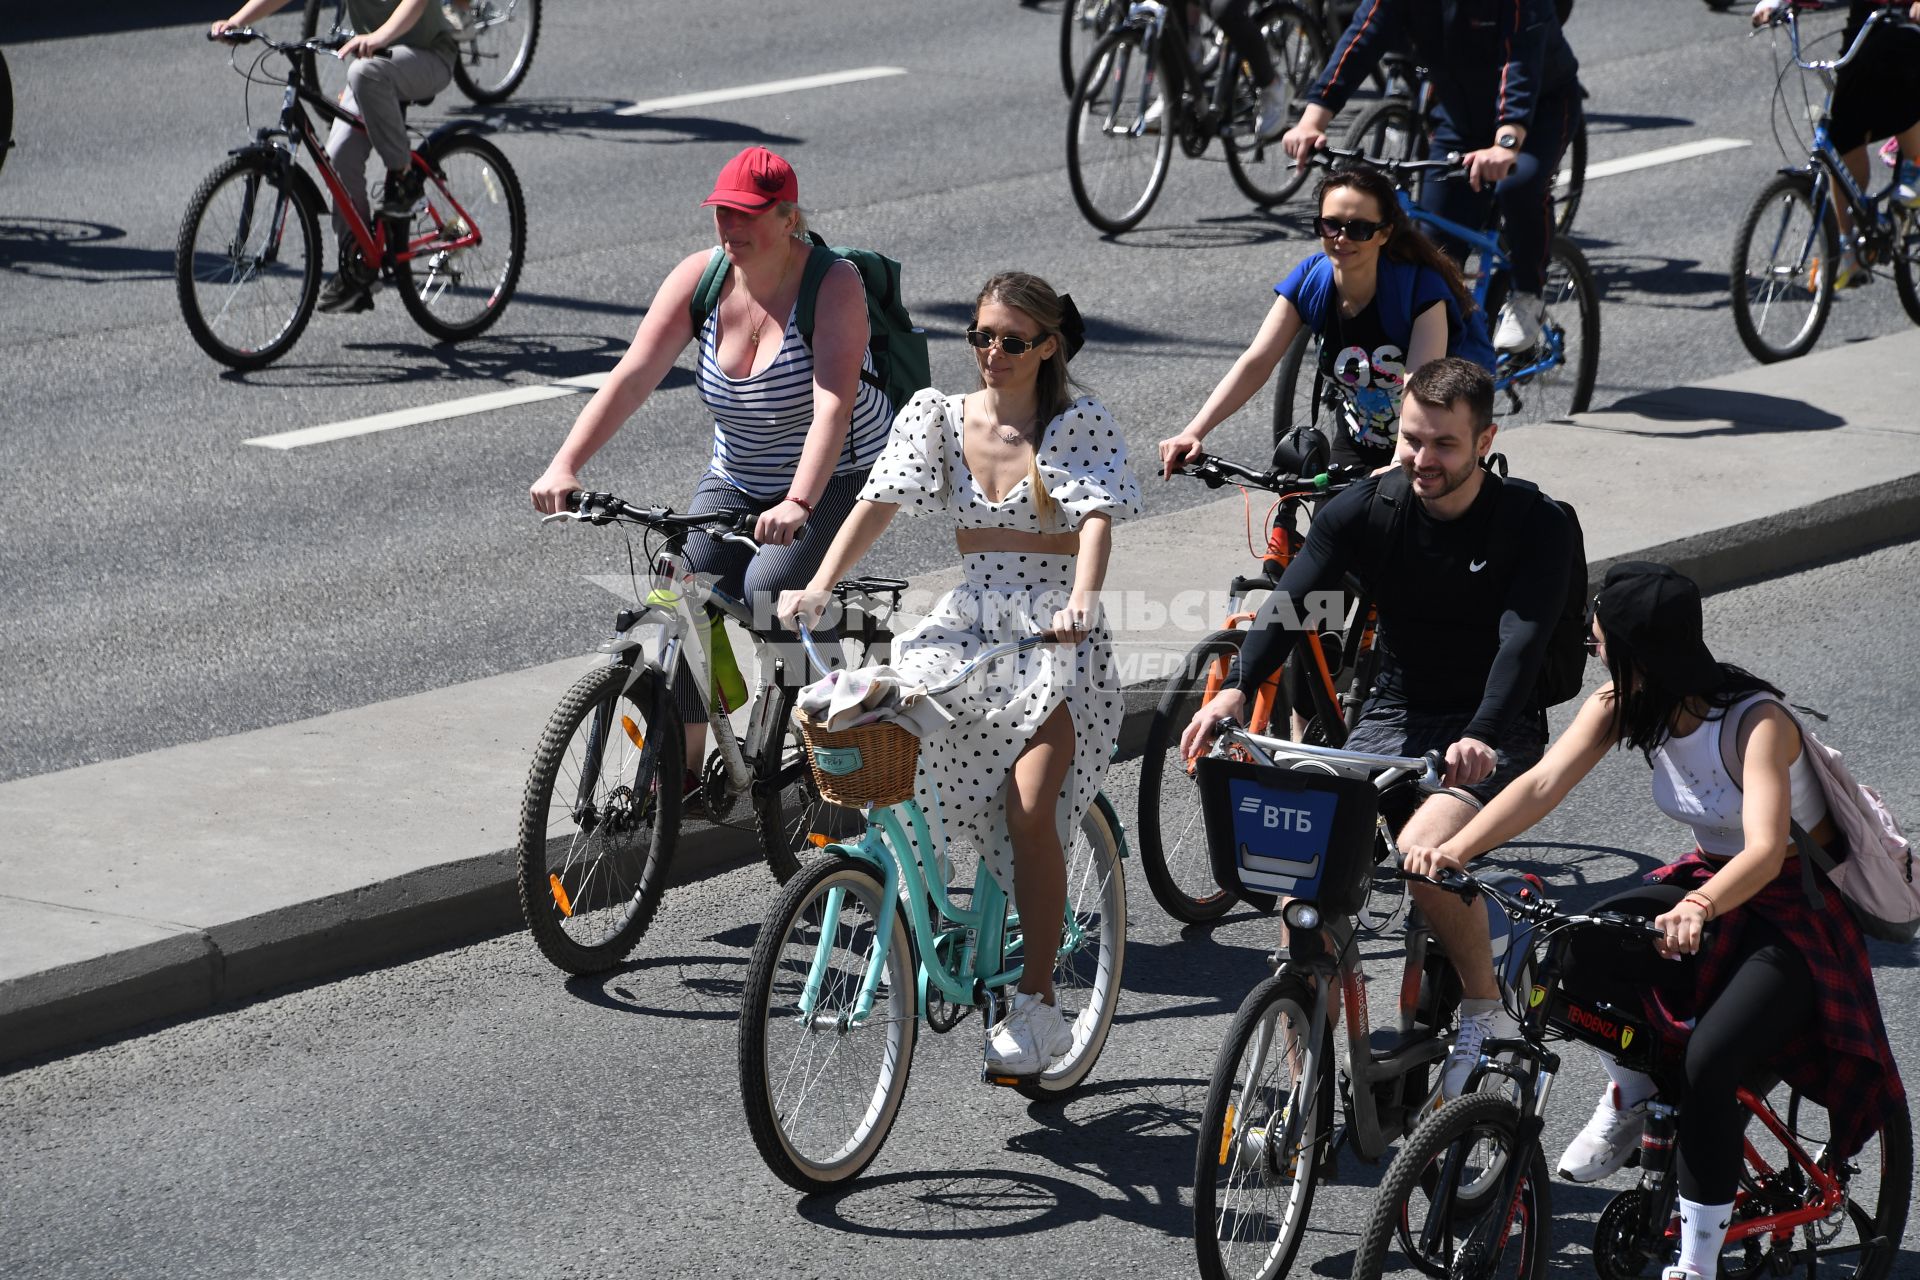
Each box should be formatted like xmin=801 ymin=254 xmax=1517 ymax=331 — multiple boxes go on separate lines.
xmin=1035 ymin=396 xmax=1141 ymax=531
xmin=857 ymin=388 xmax=950 ymax=514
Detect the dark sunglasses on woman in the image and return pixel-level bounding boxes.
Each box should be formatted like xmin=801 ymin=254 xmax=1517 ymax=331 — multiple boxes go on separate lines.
xmin=1315 ymin=215 xmax=1386 ymax=242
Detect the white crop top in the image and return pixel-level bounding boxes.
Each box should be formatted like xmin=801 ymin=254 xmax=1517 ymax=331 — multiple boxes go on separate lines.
xmin=1649 ymin=692 xmax=1828 ymax=858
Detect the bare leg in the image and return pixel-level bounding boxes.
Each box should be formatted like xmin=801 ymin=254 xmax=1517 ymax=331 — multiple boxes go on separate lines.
xmin=1008 ymin=703 xmax=1076 ymax=1004
xmin=1402 ymin=793 xmax=1498 ymax=1000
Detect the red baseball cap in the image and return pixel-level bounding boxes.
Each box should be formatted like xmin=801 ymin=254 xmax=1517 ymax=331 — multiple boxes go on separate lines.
xmin=700 ymin=146 xmax=799 ymax=212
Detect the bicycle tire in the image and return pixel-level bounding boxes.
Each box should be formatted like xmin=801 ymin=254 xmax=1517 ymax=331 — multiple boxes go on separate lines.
xmin=1344 ymin=98 xmax=1431 ymax=206
xmin=750 ymin=678 xmax=864 ymax=885
xmin=1222 ymin=3 xmax=1323 ymax=208
xmin=1782 ymin=1086 xmax=1912 ymax=1280
xmin=1554 ymin=107 xmax=1586 ymax=236
xmin=1193 ymin=974 xmax=1335 ymax=1280
xmin=1730 ymin=171 xmax=1836 ymax=363
xmin=1067 ymin=26 xmax=1176 ymax=235
xmin=450 ymin=0 xmax=541 ymax=104
xmin=1060 ymin=0 xmax=1123 ymax=97
xmin=1892 ymin=209 xmax=1920 ymax=328
xmin=738 ymin=855 xmax=918 ymax=1192
xmin=1016 ymin=796 xmax=1128 ymax=1098
xmin=1495 ymin=235 xmax=1600 ymax=428
xmin=1353 ymin=1091 xmax=1552 ymax=1280
xmin=1138 ymin=629 xmax=1248 ymax=924
xmin=175 ymin=152 xmax=323 ymax=371
xmin=393 ymin=131 xmax=525 ymax=342
xmin=1268 ymin=328 xmax=1319 ymax=449
xmin=0 ymin=48 xmax=14 ymax=180
xmin=296 ymin=0 xmax=333 ymax=95
xmin=515 ymin=663 xmax=683 ymax=975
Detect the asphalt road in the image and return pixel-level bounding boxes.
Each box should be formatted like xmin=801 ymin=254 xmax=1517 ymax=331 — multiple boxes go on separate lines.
xmin=4 ymin=541 xmax=1916 ymax=1279
xmin=6 ymin=0 xmax=1920 ymax=782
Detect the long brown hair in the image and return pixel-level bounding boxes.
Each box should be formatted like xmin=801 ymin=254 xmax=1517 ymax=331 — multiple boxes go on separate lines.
xmin=1318 ymin=167 xmax=1478 ymax=320
xmin=972 ymin=271 xmax=1085 ymax=522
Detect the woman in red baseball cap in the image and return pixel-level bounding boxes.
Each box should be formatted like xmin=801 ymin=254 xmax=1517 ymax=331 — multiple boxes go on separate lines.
xmin=531 ymin=146 xmax=894 ymax=794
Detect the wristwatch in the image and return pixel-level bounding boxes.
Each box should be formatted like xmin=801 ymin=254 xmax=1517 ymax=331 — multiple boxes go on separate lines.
xmin=1495 ymin=129 xmax=1521 ymax=151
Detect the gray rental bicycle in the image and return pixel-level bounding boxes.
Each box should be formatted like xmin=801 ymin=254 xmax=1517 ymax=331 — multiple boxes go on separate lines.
xmin=518 ymin=491 xmax=903 ymax=975
xmin=1189 ymin=721 xmax=1541 ymax=1280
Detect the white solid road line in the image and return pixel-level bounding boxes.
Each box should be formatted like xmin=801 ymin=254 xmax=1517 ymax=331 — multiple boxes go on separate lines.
xmin=243 ymin=384 xmax=584 ymax=450
xmin=614 ymin=67 xmax=907 ymax=118
xmin=1582 ymin=136 xmax=1752 ymax=181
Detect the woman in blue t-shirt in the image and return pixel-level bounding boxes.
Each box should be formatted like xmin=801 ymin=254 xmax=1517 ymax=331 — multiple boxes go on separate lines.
xmin=1160 ymin=166 xmax=1493 ymax=476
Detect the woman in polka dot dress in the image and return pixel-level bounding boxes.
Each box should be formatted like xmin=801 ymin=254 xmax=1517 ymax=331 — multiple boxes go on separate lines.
xmin=780 ymin=272 xmax=1140 ymax=1076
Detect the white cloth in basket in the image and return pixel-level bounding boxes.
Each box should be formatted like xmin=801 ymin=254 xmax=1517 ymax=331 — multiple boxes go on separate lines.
xmin=795 ymin=665 xmax=954 ymax=738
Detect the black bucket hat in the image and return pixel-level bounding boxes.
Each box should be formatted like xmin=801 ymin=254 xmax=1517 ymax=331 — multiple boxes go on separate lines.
xmin=1592 ymin=561 xmax=1724 ymax=695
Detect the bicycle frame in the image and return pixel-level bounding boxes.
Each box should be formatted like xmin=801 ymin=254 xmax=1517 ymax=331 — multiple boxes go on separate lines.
xmin=1397 ymin=197 xmax=1569 ymax=388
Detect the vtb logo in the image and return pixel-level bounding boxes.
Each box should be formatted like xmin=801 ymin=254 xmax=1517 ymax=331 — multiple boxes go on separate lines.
xmin=1239 ymin=795 xmax=1316 ymax=832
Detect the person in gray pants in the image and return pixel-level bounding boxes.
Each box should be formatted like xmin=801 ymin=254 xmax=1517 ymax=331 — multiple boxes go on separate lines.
xmin=212 ymin=0 xmax=456 ymax=312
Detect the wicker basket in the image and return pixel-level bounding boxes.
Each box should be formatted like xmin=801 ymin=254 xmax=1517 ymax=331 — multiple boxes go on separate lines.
xmin=795 ymin=711 xmax=922 ymax=808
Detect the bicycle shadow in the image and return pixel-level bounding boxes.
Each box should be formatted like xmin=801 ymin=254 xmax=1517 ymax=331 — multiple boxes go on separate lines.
xmin=1002 ymin=1074 xmax=1207 ymax=1239
xmin=559 ymin=950 xmax=748 ymax=1021
xmin=1097 ymin=208 xmax=1317 ymax=252
xmin=794 ymin=1166 xmax=1106 ymax=1237
xmin=1585 ymin=254 xmax=1731 ymax=313
xmin=0 ymin=218 xmax=174 ymax=284
xmin=218 ymin=331 xmax=644 ymax=389
xmin=1111 ymin=934 xmax=1272 ymax=1025
xmin=1583 ymin=111 xmax=1695 ymax=136
xmin=446 ymin=97 xmax=801 ymax=148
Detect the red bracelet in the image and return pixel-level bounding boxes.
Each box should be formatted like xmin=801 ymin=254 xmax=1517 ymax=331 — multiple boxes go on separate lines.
xmin=785 ymin=495 xmax=815 ymax=515
xmin=1683 ymin=891 xmax=1716 ymax=921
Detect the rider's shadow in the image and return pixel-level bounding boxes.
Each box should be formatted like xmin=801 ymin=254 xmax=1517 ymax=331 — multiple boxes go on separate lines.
xmin=0 ymin=218 xmax=175 ymax=283
xmin=217 ymin=331 xmax=645 ymax=389
xmin=446 ymin=97 xmax=802 ymax=148
xmin=795 ymin=1166 xmax=1106 ymax=1238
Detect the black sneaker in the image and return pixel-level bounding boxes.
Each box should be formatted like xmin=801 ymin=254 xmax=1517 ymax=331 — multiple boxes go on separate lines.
xmin=316 ymin=271 xmax=375 ymax=313
xmin=378 ymin=171 xmax=426 ymax=223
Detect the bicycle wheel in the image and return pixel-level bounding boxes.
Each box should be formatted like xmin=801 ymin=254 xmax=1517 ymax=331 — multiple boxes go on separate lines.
xmin=1269 ymin=329 xmax=1320 ymax=450
xmin=751 ymin=679 xmax=865 ymax=885
xmin=1776 ymin=1086 xmax=1913 ymax=1280
xmin=738 ymin=855 xmax=918 ymax=1192
xmin=1138 ymin=629 xmax=1247 ymax=924
xmin=393 ymin=132 xmax=525 ymax=342
xmin=1554 ymin=107 xmax=1587 ymax=236
xmin=1067 ymin=26 xmax=1175 ymax=235
xmin=1495 ymin=235 xmax=1599 ymax=428
xmin=1730 ymin=172 xmax=1836 ymax=363
xmin=1194 ymin=974 xmax=1335 ymax=1280
xmin=1222 ymin=3 xmax=1324 ymax=208
xmin=175 ymin=152 xmax=323 ymax=371
xmin=1 ymin=48 xmax=14 ymax=180
xmin=1354 ymin=1092 xmax=1552 ymax=1280
xmin=1344 ymin=98 xmax=1430 ymax=205
xmin=1059 ymin=0 xmax=1123 ymax=97
xmin=1891 ymin=208 xmax=1920 ymax=327
xmin=515 ymin=663 xmax=684 ymax=974
xmin=449 ymin=0 xmax=541 ymax=104
xmin=1015 ymin=796 xmax=1127 ymax=1098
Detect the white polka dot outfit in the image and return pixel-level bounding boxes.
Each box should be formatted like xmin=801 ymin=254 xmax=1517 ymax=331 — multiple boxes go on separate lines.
xmin=856 ymin=389 xmax=1141 ymax=894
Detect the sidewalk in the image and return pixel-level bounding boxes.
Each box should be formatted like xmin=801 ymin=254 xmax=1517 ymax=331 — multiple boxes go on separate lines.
xmin=7 ymin=333 xmax=1920 ymax=1067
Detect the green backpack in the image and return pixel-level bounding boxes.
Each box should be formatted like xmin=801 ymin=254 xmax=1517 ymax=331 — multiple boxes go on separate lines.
xmin=689 ymin=232 xmax=931 ymax=419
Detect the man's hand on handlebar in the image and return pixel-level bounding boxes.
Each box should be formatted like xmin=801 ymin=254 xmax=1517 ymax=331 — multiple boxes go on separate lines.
xmin=1181 ymin=687 xmax=1247 ymax=762
xmin=1400 ymin=842 xmax=1469 ymax=880
xmin=530 ymin=466 xmax=583 ymax=515
xmin=1462 ymin=144 xmax=1518 ymax=193
xmin=1444 ymin=736 xmax=1496 ymax=788
xmin=1282 ymin=105 xmax=1335 ymax=172
xmin=1158 ymin=430 xmax=1207 ymax=480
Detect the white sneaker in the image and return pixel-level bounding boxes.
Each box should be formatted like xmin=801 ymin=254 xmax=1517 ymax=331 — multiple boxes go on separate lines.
xmin=1440 ymin=1004 xmax=1519 ymax=1100
xmin=1493 ymin=292 xmax=1546 ymax=353
xmin=1661 ymin=1268 xmax=1706 ymax=1280
xmin=1139 ymin=97 xmax=1164 ymax=136
xmin=1557 ymin=1084 xmax=1649 ymax=1183
xmin=985 ymin=992 xmax=1074 ymax=1076
xmin=1255 ymin=81 xmax=1290 ymax=142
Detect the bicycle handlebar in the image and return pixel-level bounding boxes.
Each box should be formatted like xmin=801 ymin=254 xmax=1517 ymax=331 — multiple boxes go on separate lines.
xmin=1765 ymin=4 xmax=1920 ymax=73
xmin=1173 ymin=454 xmax=1370 ymax=495
xmin=541 ymin=490 xmax=799 ymax=551
xmin=207 ymin=27 xmax=348 ymax=54
xmin=1208 ymin=718 xmax=1456 ymax=796
xmin=793 ymin=622 xmax=1057 ymax=694
xmin=1311 ymin=144 xmax=1467 ymax=183
xmin=1398 ymin=866 xmax=1666 ymax=941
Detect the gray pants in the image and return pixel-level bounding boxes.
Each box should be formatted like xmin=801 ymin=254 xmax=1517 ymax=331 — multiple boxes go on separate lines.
xmin=324 ymin=47 xmax=453 ymax=252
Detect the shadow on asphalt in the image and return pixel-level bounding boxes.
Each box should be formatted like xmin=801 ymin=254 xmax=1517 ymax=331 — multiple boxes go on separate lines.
xmin=1583 ymin=111 xmax=1696 ymax=135
xmin=0 ymin=217 xmax=174 ymax=283
xmin=447 ymin=97 xmax=801 ymax=148
xmin=1597 ymin=387 xmax=1848 ymax=436
xmin=1005 ymin=1074 xmax=1206 ymax=1238
xmin=216 ymin=331 xmax=640 ymax=388
xmin=1585 ymin=253 xmax=1730 ymax=312
xmin=796 ymin=1166 xmax=1107 ymax=1237
xmin=562 ymin=951 xmax=747 ymax=1021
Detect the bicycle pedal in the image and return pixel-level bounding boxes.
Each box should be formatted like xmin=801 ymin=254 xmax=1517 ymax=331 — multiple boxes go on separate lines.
xmin=981 ymin=1067 xmax=1039 ymax=1088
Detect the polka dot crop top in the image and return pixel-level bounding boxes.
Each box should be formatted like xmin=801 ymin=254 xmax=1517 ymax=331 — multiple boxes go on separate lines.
xmin=856 ymin=389 xmax=1141 ymax=534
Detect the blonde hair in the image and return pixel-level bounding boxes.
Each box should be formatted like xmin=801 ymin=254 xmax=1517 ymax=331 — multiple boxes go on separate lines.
xmin=973 ymin=272 xmax=1083 ymax=525
xmin=775 ymin=201 xmax=810 ymax=240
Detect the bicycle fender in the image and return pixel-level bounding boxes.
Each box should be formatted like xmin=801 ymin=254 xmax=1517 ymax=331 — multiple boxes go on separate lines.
xmin=593 ymin=636 xmax=644 ymax=657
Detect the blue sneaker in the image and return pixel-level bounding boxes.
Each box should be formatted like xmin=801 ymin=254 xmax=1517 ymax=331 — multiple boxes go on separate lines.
xmin=1895 ymin=158 xmax=1920 ymax=209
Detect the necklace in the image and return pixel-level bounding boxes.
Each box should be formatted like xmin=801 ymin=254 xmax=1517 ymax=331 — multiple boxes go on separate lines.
xmin=991 ymin=420 xmax=1035 ymax=445
xmin=743 ymin=244 xmax=798 ymax=347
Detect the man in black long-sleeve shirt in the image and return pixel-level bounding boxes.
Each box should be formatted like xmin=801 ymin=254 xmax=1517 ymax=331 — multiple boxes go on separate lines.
xmin=1181 ymin=357 xmax=1571 ymax=1097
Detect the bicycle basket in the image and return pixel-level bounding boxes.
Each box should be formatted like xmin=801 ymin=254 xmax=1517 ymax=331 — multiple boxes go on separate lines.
xmin=795 ymin=711 xmax=921 ymax=808
xmin=1196 ymin=755 xmax=1381 ymax=914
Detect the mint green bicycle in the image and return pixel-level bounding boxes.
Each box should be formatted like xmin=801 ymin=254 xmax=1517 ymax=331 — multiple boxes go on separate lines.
xmin=737 ymin=631 xmax=1129 ymax=1193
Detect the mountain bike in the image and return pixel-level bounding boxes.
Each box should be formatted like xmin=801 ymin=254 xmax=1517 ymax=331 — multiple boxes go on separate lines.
xmin=300 ymin=0 xmax=540 ymax=104
xmin=1732 ymin=3 xmax=1920 ymax=363
xmin=520 ymin=492 xmax=903 ymax=975
xmin=1189 ymin=724 xmax=1542 ymax=1280
xmin=1354 ymin=872 xmax=1912 ymax=1280
xmin=179 ymin=29 xmax=524 ymax=370
xmin=737 ymin=627 xmax=1128 ymax=1192
xmin=1137 ymin=445 xmax=1377 ymax=924
xmin=1272 ymin=147 xmax=1599 ymax=442
xmin=1067 ymin=0 xmax=1325 ymax=233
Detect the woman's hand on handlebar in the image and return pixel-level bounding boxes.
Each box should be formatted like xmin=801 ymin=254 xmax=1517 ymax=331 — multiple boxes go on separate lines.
xmin=1650 ymin=898 xmax=1709 ymax=959
xmin=530 ymin=464 xmax=582 ymax=515
xmin=1046 ymin=599 xmax=1096 ymax=645
xmin=1180 ymin=687 xmax=1247 ymax=762
xmin=777 ymin=584 xmax=833 ymax=632
xmin=1159 ymin=430 xmax=1207 ymax=480
xmin=754 ymin=499 xmax=809 ymax=547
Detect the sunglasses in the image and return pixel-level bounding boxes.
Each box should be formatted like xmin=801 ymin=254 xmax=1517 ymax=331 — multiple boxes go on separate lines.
xmin=966 ymin=328 xmax=1049 ymax=357
xmin=1315 ymin=215 xmax=1387 ymax=242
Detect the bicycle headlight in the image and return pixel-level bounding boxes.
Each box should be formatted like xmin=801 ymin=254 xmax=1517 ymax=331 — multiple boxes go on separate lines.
xmin=1282 ymin=900 xmax=1321 ymax=932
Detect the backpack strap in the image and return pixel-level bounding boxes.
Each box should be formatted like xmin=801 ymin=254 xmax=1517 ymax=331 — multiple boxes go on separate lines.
xmin=688 ymin=247 xmax=730 ymax=333
xmin=1364 ymin=467 xmax=1413 ymax=583
xmin=791 ymin=233 xmax=838 ymax=344
xmin=1716 ymin=692 xmax=1834 ymax=910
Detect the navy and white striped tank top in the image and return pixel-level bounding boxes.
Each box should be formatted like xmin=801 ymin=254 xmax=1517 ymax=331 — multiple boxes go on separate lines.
xmin=696 ymin=297 xmax=892 ymax=499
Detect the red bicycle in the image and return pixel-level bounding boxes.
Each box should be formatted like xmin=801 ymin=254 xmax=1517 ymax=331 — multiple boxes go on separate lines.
xmin=177 ymin=28 xmax=525 ymax=370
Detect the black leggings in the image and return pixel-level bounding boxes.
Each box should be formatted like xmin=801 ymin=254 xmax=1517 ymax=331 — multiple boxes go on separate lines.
xmin=1564 ymin=887 xmax=1817 ymax=1203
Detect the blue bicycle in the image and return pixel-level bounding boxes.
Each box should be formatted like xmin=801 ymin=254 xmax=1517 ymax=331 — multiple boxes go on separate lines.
xmin=1733 ymin=2 xmax=1920 ymax=363
xmin=1271 ymin=147 xmax=1600 ymax=444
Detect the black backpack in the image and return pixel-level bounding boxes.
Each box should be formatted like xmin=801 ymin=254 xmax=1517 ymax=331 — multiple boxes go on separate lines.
xmin=1365 ymin=462 xmax=1590 ymax=707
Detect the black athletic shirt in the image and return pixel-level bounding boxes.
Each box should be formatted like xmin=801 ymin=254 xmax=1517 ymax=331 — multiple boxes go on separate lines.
xmin=1233 ymin=470 xmax=1572 ymax=746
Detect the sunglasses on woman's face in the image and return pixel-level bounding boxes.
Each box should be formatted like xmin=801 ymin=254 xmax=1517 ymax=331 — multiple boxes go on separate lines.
xmin=1315 ymin=215 xmax=1386 ymax=242
xmin=966 ymin=328 xmax=1047 ymax=356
